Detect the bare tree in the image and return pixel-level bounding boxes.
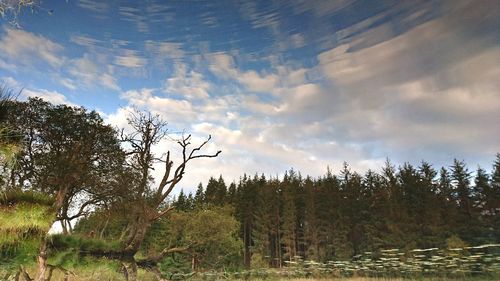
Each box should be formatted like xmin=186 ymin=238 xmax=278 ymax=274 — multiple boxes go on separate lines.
xmin=118 ymin=110 xmax=221 ymax=278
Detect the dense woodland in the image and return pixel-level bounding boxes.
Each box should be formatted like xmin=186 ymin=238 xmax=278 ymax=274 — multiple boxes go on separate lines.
xmin=166 ymin=158 xmax=500 ymax=268
xmin=1 ymin=95 xmax=499 ymax=280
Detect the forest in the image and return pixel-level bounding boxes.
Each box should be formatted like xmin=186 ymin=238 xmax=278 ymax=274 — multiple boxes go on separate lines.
xmin=1 ymin=94 xmax=499 ymax=280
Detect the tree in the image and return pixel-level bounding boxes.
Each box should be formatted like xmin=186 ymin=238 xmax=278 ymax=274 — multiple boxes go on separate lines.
xmin=0 ymin=87 xmax=20 ymax=178
xmin=281 ymin=171 xmax=299 ymax=262
xmin=117 ymin=110 xmax=221 ymax=279
xmin=450 ymin=159 xmax=475 ymax=243
xmin=174 ymin=189 xmax=189 ymax=211
xmin=6 ymin=98 xmax=124 ymax=232
xmin=485 ymin=154 xmax=500 ymax=241
xmin=141 ymin=207 xmax=242 ymax=274
xmin=2 ymin=98 xmax=126 ymax=281
xmin=194 ymin=183 xmax=204 ymax=207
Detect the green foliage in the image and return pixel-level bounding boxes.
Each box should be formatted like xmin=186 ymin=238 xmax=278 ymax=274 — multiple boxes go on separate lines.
xmin=445 ymin=235 xmax=468 ymax=249
xmin=171 ymin=156 xmax=500 ymax=270
xmin=145 ymin=206 xmax=243 ymax=272
xmin=184 ymin=207 xmax=242 ymax=269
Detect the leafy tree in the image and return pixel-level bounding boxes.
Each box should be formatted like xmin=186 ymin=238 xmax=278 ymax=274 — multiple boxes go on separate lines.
xmin=5 ymin=98 xmax=124 ymax=232
xmin=139 ymin=207 xmax=242 ymax=272
xmin=3 ymin=98 xmax=125 ymax=280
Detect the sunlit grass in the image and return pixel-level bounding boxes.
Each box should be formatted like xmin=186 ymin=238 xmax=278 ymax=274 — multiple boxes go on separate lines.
xmin=0 ymin=202 xmax=53 ymax=231
xmin=0 ymin=190 xmax=55 ymax=246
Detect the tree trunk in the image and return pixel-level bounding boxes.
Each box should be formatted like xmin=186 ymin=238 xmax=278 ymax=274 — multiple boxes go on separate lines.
xmin=122 ymin=259 xmax=138 ymax=281
xmin=100 ymin=216 xmax=110 ymax=239
xmin=36 ymin=187 xmax=68 ymax=281
xmin=243 ymin=220 xmax=251 ymax=268
xmin=124 ymin=223 xmax=150 ymax=254
xmin=35 ymin=238 xmax=48 ymax=281
xmin=60 ymin=220 xmax=68 ymax=235
xmin=123 ymin=214 xmax=151 ymax=255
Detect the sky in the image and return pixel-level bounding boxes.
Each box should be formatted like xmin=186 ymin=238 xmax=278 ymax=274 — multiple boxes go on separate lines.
xmin=1 ymin=0 xmax=499 ymax=194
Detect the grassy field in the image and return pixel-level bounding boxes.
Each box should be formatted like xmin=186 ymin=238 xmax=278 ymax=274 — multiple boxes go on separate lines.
xmin=3 ymin=266 xmax=497 ymax=281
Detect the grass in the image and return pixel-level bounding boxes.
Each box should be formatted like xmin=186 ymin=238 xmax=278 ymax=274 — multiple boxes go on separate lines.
xmin=0 ymin=202 xmax=53 ymax=231
xmin=0 ymin=192 xmax=55 ymax=271
xmin=0 ymin=190 xmax=55 ymax=206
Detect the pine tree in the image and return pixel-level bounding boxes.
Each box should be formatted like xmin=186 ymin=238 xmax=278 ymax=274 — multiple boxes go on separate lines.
xmin=474 ymin=166 xmax=489 ymax=208
xmin=194 ymin=183 xmax=204 ymax=207
xmin=205 ymin=176 xmax=218 ymax=204
xmin=215 ymin=175 xmax=227 ymax=205
xmin=227 ymin=182 xmax=237 ymax=205
xmin=303 ymin=176 xmax=320 ymax=261
xmin=174 ymin=189 xmax=188 ymax=211
xmin=281 ymin=176 xmax=297 ymax=262
xmin=451 ymin=159 xmax=473 ymax=217
xmin=487 ymin=154 xmax=500 ymax=241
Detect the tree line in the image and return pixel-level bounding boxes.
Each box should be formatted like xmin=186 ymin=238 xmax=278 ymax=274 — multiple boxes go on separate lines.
xmin=172 ymin=158 xmax=500 ymax=268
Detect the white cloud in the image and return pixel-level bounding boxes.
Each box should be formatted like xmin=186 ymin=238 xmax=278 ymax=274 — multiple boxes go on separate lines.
xmin=120 ymin=88 xmax=197 ymax=127
xmin=0 ymin=58 xmax=17 ymax=72
xmin=145 ymin=40 xmax=185 ymax=60
xmin=309 ymin=4 xmax=500 ymax=164
xmin=291 ymin=0 xmax=354 ymax=17
xmin=59 ymin=78 xmax=77 ymax=91
xmin=207 ymin=52 xmax=278 ymax=92
xmin=70 ymin=35 xmax=102 ymax=49
xmin=0 ymin=76 xmax=20 ymax=89
xmin=22 ymin=88 xmax=75 ymax=106
xmin=68 ymin=54 xmax=120 ymax=91
xmin=114 ymin=51 xmax=147 ymax=68
xmin=77 ymin=0 xmax=109 ymax=15
xmin=164 ymin=63 xmax=210 ymax=99
xmin=242 ymin=95 xmax=281 ymax=115
xmin=239 ymin=70 xmax=278 ymax=93
xmin=0 ymin=27 xmax=64 ymax=68
xmin=2 ymin=76 xmax=74 ymax=106
xmin=35 ymin=0 xmax=496 ymax=192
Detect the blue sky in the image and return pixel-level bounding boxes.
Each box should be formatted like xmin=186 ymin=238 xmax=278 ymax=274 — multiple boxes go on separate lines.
xmin=1 ymin=0 xmax=499 ymax=192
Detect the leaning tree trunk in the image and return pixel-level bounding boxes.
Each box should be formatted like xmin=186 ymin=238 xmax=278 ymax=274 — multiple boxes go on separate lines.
xmin=36 ymin=186 xmax=68 ymax=281
xmin=123 ymin=217 xmax=152 ymax=255
xmin=120 ymin=214 xmax=152 ymax=281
